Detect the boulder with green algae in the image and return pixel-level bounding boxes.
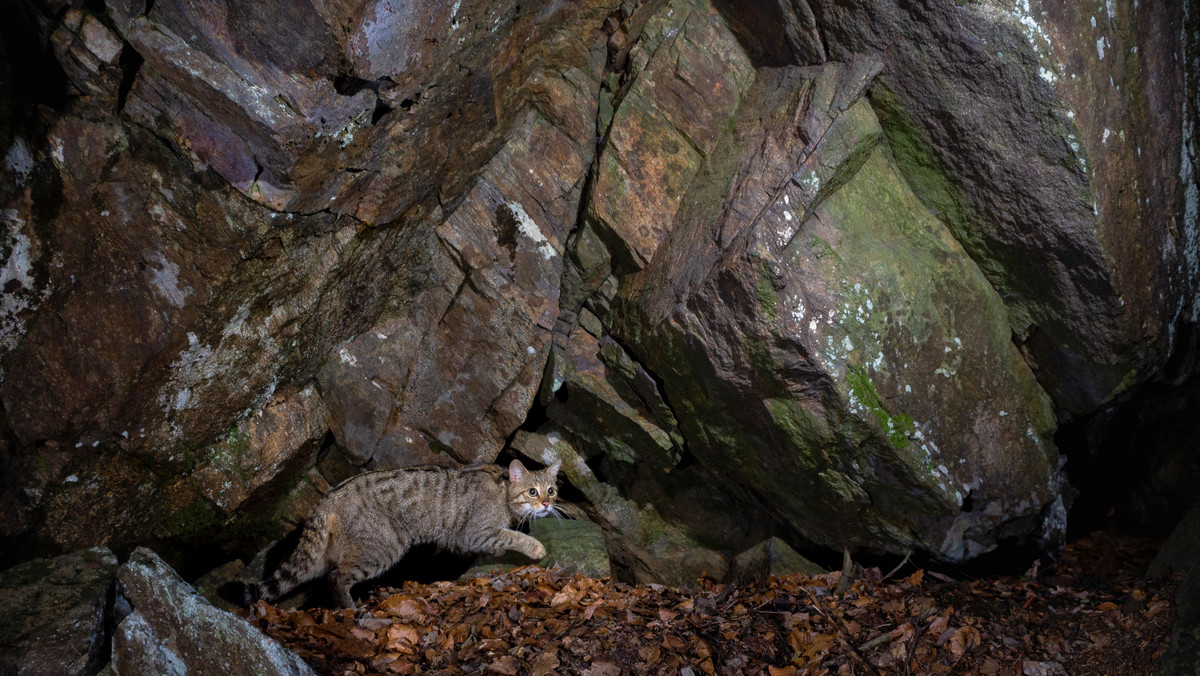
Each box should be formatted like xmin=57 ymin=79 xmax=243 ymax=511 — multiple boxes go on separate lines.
xmin=805 ymin=0 xmax=1190 ymax=414
xmin=0 ymin=547 xmax=118 ymax=676
xmin=1156 ymin=562 xmax=1200 ymax=676
xmin=613 ymin=60 xmax=1061 ymax=562
xmin=464 ymin=518 xmax=611 ymax=580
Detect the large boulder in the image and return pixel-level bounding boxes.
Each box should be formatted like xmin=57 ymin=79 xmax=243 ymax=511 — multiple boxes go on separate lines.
xmin=0 ymin=547 xmax=118 ymax=676
xmin=1156 ymin=562 xmax=1200 ymax=676
xmin=610 ymin=59 xmax=1060 ymax=560
xmin=805 ymin=0 xmax=1191 ymax=413
xmin=0 ymin=0 xmax=615 ymax=558
xmin=109 ymin=547 xmax=315 ymax=675
xmin=527 ymin=0 xmax=1195 ymax=570
xmin=1150 ymin=501 xmax=1200 ymax=675
xmin=0 ymin=0 xmax=1196 ymax=586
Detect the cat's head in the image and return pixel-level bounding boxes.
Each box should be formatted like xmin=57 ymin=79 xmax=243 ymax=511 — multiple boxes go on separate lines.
xmin=507 ymin=458 xmax=562 ymax=521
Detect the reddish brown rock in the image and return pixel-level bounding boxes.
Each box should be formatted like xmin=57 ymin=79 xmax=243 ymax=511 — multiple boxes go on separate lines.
xmin=592 ymin=0 xmax=755 ymax=269
xmin=0 ymin=0 xmax=619 ymax=557
xmin=0 ymin=0 xmax=1196 ymax=582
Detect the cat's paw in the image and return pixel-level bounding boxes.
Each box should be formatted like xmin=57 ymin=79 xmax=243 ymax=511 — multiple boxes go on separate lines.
xmin=528 ymin=541 xmax=547 ymax=560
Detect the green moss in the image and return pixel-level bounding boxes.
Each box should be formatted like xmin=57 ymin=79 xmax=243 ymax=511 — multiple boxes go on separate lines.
xmin=819 ymin=468 xmax=869 ymax=502
xmin=195 ymin=425 xmax=255 ymax=482
xmin=764 ymin=399 xmax=824 ymax=465
xmin=812 ymin=101 xmax=886 ymax=207
xmin=159 ymin=497 xmax=221 ymax=540
xmin=805 ymin=235 xmax=837 ymax=261
xmin=868 ymin=84 xmax=977 ymax=250
xmin=846 ymin=365 xmax=915 ymax=449
xmin=753 ymin=276 xmax=778 ymax=320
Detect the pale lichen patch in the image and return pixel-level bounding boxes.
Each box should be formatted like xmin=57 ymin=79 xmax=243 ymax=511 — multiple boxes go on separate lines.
xmin=506 ymin=202 xmax=558 ymax=261
xmin=4 ymin=137 xmax=33 ymax=184
xmin=1 ymin=210 xmax=48 ymax=356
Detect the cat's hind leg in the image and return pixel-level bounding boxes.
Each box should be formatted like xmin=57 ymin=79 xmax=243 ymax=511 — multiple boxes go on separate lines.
xmin=326 ymin=534 xmax=408 ymax=608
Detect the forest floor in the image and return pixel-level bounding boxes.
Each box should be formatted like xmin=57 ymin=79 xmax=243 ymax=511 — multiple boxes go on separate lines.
xmin=243 ymin=532 xmax=1180 ymax=675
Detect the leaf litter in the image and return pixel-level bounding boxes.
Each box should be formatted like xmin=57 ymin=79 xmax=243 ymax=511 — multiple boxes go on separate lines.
xmin=242 ymin=533 xmax=1179 ymax=675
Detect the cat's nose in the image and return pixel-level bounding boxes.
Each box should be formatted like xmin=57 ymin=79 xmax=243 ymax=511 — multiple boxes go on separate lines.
xmin=542 ymin=501 xmax=550 ymax=508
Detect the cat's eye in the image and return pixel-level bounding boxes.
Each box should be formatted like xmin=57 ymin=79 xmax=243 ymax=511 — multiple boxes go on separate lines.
xmin=547 ymin=488 xmax=555 ymax=496
xmin=528 ymin=488 xmax=537 ymax=496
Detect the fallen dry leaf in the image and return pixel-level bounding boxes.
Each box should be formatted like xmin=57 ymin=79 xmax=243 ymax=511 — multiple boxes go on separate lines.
xmin=949 ymin=625 xmax=981 ymax=657
xmin=583 ymin=661 xmax=620 ymax=676
xmin=385 ymin=624 xmax=419 ymax=652
xmin=238 ymin=533 xmax=1177 ymax=676
xmin=529 ymin=650 xmax=560 ymax=676
xmin=487 ymin=655 xmax=520 ymax=675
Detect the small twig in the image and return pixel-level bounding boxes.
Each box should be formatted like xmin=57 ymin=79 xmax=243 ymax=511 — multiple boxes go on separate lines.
xmin=750 ymin=609 xmax=791 ymax=617
xmin=902 ymin=611 xmax=938 ymax=676
xmin=801 ymin=586 xmax=882 ymax=676
xmin=840 ymin=629 xmax=883 ymax=675
xmin=857 ymin=631 xmax=893 ymax=652
xmin=882 ymin=551 xmax=913 ymax=582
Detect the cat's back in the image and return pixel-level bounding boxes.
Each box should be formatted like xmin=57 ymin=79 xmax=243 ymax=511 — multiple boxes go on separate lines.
xmin=319 ymin=463 xmax=506 ymax=513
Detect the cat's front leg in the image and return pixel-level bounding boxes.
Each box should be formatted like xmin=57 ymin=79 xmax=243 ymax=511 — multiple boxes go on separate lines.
xmin=485 ymin=529 xmax=546 ymax=560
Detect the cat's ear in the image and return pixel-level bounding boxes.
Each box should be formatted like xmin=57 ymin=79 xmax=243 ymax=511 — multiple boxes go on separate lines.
xmin=508 ymin=459 xmax=527 ymax=482
xmin=546 ymin=459 xmax=561 ymax=479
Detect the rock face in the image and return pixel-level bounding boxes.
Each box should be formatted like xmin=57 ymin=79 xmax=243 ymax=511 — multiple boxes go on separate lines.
xmin=0 ymin=0 xmax=1197 ymax=587
xmin=809 ymin=0 xmax=1191 ymax=416
xmin=465 ymin=518 xmax=612 ymax=580
xmin=110 ymin=547 xmax=315 ymax=675
xmin=612 ymin=58 xmax=1060 ymax=560
xmin=0 ymin=547 xmax=118 ymax=676
xmin=1156 ymin=556 xmax=1200 ymax=676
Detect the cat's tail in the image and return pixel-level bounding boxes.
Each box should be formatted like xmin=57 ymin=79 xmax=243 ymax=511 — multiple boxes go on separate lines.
xmin=249 ymin=512 xmax=337 ymax=605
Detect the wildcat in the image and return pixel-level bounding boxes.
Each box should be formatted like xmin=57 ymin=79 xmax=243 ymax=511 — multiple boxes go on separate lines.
xmin=244 ymin=458 xmax=561 ymax=608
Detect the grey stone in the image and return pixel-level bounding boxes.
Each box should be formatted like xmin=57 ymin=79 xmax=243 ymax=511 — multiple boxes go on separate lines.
xmin=110 ymin=548 xmax=315 ymax=676
xmin=1150 ymin=503 xmax=1200 ymax=578
xmin=1153 ymin=503 xmax=1200 ymax=676
xmin=1156 ymin=564 xmax=1200 ymax=676
xmin=0 ymin=546 xmax=117 ymax=676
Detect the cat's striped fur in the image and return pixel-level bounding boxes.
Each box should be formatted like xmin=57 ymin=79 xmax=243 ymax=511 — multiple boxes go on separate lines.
xmin=247 ymin=459 xmax=561 ymax=608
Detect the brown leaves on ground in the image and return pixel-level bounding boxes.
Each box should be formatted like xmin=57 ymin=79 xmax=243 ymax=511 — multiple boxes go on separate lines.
xmin=241 ymin=533 xmax=1179 ymax=675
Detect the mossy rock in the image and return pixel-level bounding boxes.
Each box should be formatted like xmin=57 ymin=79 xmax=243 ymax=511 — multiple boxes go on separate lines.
xmin=0 ymin=547 xmax=118 ymax=675
xmin=463 ymin=518 xmax=610 ymax=579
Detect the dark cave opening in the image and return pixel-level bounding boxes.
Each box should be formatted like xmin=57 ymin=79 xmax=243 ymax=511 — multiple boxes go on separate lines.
xmin=1055 ymin=378 xmax=1200 ymax=541
xmin=910 ymin=370 xmax=1200 ymax=579
xmin=0 ymin=1 xmax=68 ymax=113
